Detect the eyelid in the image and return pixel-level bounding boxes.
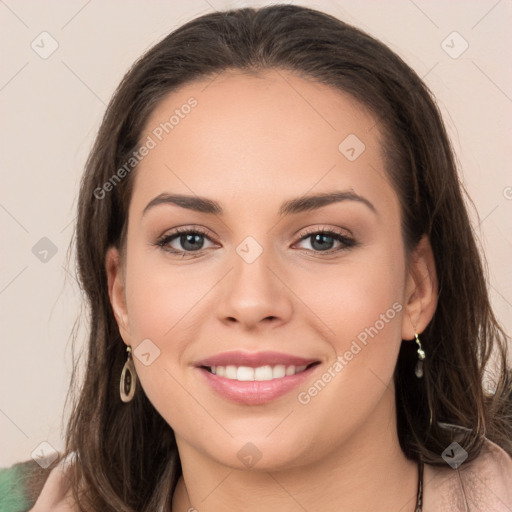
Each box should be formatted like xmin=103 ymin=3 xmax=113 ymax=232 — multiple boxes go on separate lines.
xmin=296 ymin=225 xmax=353 ymax=239
xmin=155 ymin=225 xmax=218 ymax=248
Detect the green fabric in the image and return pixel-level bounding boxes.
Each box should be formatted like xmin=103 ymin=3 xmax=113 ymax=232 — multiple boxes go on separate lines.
xmin=0 ymin=462 xmax=33 ymax=512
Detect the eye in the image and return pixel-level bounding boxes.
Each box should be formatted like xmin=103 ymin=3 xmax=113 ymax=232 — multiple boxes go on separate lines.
xmin=294 ymin=227 xmax=356 ymax=254
xmin=154 ymin=226 xmax=357 ymax=258
xmin=155 ymin=226 xmax=217 ymax=256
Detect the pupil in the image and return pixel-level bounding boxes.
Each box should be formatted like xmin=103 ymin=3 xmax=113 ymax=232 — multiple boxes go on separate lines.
xmin=182 ymin=234 xmax=203 ymax=251
xmin=312 ymin=234 xmax=333 ymax=251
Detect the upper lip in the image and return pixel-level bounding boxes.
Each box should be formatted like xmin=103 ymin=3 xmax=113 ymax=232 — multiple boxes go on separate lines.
xmin=195 ymin=351 xmax=320 ymax=368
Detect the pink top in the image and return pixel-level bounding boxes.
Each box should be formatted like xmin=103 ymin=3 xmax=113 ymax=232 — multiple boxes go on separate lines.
xmin=422 ymin=437 xmax=512 ymax=511
xmin=29 ymin=438 xmax=512 ymax=511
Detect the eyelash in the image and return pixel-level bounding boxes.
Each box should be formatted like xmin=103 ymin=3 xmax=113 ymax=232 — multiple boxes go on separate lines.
xmin=154 ymin=225 xmax=357 ymax=258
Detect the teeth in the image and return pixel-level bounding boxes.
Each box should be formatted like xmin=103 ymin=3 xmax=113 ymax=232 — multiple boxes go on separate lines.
xmin=238 ymin=366 xmax=256 ymax=381
xmin=209 ymin=364 xmax=308 ymax=381
xmin=225 ymin=365 xmax=237 ymax=379
xmin=272 ymin=364 xmax=286 ymax=379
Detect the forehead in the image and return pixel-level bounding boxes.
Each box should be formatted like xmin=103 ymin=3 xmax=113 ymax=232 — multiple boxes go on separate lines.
xmin=131 ymin=69 xmax=395 ymax=218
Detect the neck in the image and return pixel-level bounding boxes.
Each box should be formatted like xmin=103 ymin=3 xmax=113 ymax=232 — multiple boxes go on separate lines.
xmin=171 ymin=396 xmax=418 ymax=512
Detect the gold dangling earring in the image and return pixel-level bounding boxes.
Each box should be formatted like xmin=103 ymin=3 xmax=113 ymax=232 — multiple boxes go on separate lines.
xmin=120 ymin=346 xmax=137 ymax=403
xmin=414 ymin=333 xmax=426 ymax=378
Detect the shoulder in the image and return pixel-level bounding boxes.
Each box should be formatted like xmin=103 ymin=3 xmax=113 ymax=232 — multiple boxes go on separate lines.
xmin=423 ymin=437 xmax=512 ymax=511
xmin=0 ymin=456 xmax=73 ymax=512
xmin=28 ymin=452 xmax=77 ymax=512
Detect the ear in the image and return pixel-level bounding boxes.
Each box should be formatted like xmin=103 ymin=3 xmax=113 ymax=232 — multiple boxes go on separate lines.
xmin=105 ymin=246 xmax=131 ymax=345
xmin=401 ymin=234 xmax=438 ymax=340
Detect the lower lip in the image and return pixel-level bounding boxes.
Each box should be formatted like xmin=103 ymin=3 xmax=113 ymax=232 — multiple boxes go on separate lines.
xmin=197 ymin=365 xmax=319 ymax=405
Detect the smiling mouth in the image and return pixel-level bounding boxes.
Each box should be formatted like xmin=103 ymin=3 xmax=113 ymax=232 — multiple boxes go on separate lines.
xmin=201 ymin=362 xmax=320 ymax=381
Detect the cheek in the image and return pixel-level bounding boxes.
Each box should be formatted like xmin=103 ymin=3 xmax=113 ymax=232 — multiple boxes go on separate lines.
xmin=295 ymin=248 xmax=406 ymax=418
xmin=292 ymin=251 xmax=406 ymax=431
xmin=121 ymin=254 xmax=205 ymax=426
xmin=123 ymin=244 xmax=213 ymax=343
xmin=297 ymin=244 xmax=405 ymax=350
xmin=121 ymin=245 xmax=221 ymax=414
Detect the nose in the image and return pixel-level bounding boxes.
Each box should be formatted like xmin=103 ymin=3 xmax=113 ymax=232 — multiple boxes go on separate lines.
xmin=215 ymin=244 xmax=293 ymax=331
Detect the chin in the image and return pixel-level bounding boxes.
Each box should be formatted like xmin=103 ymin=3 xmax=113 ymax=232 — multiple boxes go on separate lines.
xmin=210 ymin=434 xmax=318 ymax=473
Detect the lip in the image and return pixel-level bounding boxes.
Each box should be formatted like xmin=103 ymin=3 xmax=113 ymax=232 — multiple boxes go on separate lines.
xmin=194 ymin=351 xmax=321 ymax=405
xmin=195 ymin=350 xmax=319 ymax=368
xmin=197 ymin=364 xmax=320 ymax=405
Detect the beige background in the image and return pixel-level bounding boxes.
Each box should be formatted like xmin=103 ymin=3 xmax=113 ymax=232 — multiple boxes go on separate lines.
xmin=1 ymin=0 xmax=511 ymax=467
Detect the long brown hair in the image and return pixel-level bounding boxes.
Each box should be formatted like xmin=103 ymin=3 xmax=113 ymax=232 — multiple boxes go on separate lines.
xmin=46 ymin=5 xmax=512 ymax=511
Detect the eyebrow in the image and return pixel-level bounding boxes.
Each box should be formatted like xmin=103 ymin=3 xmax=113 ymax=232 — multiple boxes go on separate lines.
xmin=142 ymin=190 xmax=377 ymax=217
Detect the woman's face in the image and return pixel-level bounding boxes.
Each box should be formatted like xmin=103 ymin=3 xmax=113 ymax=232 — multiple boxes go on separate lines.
xmin=107 ymin=69 xmax=435 ymax=471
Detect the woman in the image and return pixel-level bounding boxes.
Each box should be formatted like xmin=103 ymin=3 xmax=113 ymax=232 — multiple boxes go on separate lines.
xmin=2 ymin=4 xmax=511 ymax=511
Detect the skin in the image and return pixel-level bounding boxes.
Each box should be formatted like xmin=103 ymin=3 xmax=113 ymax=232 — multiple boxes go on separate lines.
xmin=106 ymin=69 xmax=438 ymax=512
